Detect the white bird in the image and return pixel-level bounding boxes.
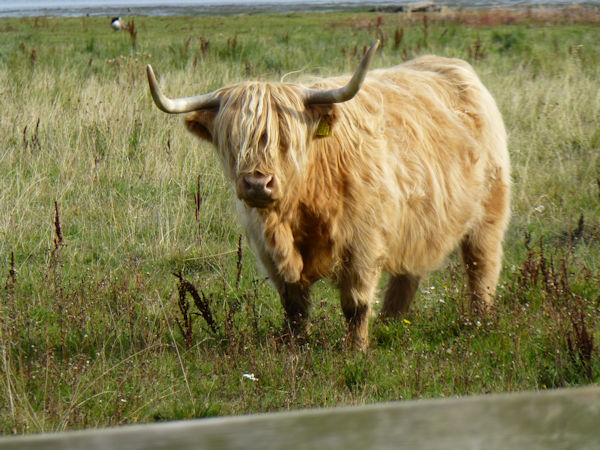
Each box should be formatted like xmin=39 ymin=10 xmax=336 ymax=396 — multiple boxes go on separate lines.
xmin=111 ymin=17 xmax=123 ymax=31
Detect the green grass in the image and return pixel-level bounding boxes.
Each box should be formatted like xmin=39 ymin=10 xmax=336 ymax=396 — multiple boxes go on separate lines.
xmin=1 ymin=8 xmax=599 ymax=434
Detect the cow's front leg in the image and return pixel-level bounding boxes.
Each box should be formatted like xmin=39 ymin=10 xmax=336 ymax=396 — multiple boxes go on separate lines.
xmin=261 ymin=210 xmax=303 ymax=283
xmin=242 ymin=211 xmax=310 ymax=335
xmin=250 ymin=235 xmax=310 ymax=335
xmin=339 ymin=265 xmax=381 ymax=351
xmin=278 ymin=283 xmax=312 ymax=335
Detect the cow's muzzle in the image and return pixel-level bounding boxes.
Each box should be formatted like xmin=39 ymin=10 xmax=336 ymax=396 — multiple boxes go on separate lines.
xmin=236 ymin=172 xmax=280 ymax=208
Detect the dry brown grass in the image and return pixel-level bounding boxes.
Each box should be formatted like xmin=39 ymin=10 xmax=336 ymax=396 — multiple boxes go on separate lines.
xmin=444 ymin=5 xmax=600 ymax=27
xmin=351 ymin=5 xmax=600 ymax=28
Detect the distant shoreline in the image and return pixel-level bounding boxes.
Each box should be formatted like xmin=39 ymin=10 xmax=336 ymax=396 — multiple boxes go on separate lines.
xmin=0 ymin=1 xmax=597 ymax=19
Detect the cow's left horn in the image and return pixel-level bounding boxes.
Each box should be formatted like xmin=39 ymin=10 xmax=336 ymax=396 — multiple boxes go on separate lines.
xmin=146 ymin=65 xmax=221 ymax=113
xmin=303 ymin=40 xmax=380 ymax=105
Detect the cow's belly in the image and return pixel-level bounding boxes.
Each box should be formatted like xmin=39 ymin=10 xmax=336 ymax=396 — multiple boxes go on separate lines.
xmin=381 ymin=178 xmax=485 ymax=276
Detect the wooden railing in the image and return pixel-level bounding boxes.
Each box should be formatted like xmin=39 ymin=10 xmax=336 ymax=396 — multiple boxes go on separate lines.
xmin=1 ymin=386 xmax=598 ymax=449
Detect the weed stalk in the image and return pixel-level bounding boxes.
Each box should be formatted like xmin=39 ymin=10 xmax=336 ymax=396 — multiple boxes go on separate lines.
xmin=53 ymin=201 xmax=63 ymax=250
xmin=126 ymin=19 xmax=137 ymax=48
xmin=195 ymin=175 xmax=203 ymax=239
xmin=4 ymin=252 xmax=16 ymax=294
xmin=174 ymin=271 xmax=218 ymax=335
xmin=236 ymin=235 xmax=243 ymax=289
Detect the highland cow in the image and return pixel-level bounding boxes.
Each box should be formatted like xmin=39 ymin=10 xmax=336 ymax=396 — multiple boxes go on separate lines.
xmin=146 ymin=41 xmax=510 ymax=350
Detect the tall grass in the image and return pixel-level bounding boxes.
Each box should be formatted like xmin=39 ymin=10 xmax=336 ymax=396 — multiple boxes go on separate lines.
xmin=0 ymin=8 xmax=599 ymax=434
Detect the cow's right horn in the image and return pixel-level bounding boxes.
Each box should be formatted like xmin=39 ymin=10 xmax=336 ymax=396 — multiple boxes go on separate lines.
xmin=303 ymin=40 xmax=380 ymax=105
xmin=146 ymin=65 xmax=221 ymax=113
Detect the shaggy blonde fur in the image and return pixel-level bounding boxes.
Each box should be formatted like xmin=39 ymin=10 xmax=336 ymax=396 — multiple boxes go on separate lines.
xmin=184 ymin=55 xmax=510 ymax=350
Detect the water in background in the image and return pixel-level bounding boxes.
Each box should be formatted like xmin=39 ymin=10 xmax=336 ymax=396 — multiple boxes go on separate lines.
xmin=0 ymin=0 xmax=594 ymax=18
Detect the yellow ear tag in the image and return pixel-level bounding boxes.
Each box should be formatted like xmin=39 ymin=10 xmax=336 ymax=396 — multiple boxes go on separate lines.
xmin=315 ymin=119 xmax=332 ymax=137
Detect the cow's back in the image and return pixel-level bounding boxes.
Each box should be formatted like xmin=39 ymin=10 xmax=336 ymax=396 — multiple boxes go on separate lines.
xmin=322 ymin=55 xmax=509 ymax=276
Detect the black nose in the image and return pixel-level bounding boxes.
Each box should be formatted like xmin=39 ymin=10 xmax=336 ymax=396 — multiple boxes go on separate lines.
xmin=238 ymin=172 xmax=279 ymax=207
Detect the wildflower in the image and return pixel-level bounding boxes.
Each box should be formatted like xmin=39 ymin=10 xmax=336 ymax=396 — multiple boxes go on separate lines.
xmin=242 ymin=373 xmax=258 ymax=381
xmin=403 ymin=319 xmax=411 ymax=325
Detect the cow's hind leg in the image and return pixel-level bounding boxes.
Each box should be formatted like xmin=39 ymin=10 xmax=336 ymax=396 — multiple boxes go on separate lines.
xmin=381 ymin=274 xmax=420 ymax=318
xmin=461 ymin=176 xmax=510 ymax=313
xmin=461 ymin=232 xmax=502 ymax=314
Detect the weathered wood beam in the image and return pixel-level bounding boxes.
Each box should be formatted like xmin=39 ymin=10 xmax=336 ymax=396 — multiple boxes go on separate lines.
xmin=1 ymin=386 xmax=599 ymax=449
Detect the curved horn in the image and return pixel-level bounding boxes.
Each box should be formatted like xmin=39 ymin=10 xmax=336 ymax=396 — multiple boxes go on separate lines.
xmin=303 ymin=40 xmax=380 ymax=105
xmin=146 ymin=65 xmax=221 ymax=114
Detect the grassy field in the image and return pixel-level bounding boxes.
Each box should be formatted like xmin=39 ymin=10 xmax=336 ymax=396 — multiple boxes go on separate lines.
xmin=0 ymin=7 xmax=599 ymax=434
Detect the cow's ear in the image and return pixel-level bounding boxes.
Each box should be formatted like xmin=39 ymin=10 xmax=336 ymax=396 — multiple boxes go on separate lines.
xmin=184 ymin=110 xmax=218 ymax=142
xmin=310 ymin=104 xmax=339 ymax=139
